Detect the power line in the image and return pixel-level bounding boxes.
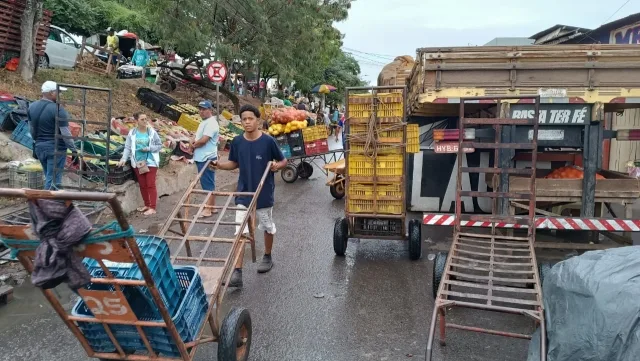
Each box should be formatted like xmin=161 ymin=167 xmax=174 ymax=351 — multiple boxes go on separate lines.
xmin=344 ymin=51 xmax=388 ymax=66
xmin=343 ymin=47 xmax=396 ymax=60
xmin=574 ymin=0 xmax=632 ymax=43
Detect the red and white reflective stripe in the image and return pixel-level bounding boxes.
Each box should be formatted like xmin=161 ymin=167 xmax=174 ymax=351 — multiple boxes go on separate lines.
xmin=422 ymin=214 xmax=640 ymax=231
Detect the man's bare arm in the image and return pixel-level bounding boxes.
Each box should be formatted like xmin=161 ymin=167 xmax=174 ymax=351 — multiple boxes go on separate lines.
xmin=214 ymin=159 xmax=239 ymax=170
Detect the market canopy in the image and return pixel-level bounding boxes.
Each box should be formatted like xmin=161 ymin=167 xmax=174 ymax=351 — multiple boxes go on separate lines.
xmin=311 ymin=84 xmax=336 ymax=94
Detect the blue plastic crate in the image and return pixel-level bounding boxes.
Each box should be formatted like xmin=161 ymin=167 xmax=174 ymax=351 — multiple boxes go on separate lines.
xmin=10 ymin=120 xmax=33 ymax=150
xmin=82 ymin=235 xmax=183 ymax=316
xmin=279 ymin=144 xmax=291 ymax=158
xmin=72 ymin=266 xmax=208 ymax=357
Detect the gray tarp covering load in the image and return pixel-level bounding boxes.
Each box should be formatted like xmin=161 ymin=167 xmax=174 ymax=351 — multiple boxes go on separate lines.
xmin=527 ymin=246 xmax=640 ymax=361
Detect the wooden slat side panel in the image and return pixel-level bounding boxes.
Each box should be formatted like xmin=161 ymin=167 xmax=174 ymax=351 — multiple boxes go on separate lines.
xmin=0 ymin=3 xmax=52 ymax=56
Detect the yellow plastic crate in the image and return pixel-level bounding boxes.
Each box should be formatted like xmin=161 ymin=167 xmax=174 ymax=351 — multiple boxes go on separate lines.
xmin=349 ymin=143 xmax=402 ymax=155
xmin=347 ymin=154 xmax=404 ymax=178
xmin=302 ymin=126 xmax=328 ymax=142
xmin=349 ymin=124 xmax=404 ymax=144
xmin=407 ymin=124 xmax=420 ymax=153
xmin=178 ymin=113 xmax=200 ymax=132
xmin=347 ymin=93 xmax=404 ymax=122
xmin=348 ymin=183 xmax=403 ymax=198
xmin=347 ymin=199 xmax=403 ymax=215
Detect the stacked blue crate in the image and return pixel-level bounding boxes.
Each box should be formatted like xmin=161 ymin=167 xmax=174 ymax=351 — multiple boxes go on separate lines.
xmin=82 ymin=235 xmax=184 ymax=315
xmin=73 ymin=266 xmax=208 ymax=356
xmin=10 ymin=120 xmax=33 ymax=149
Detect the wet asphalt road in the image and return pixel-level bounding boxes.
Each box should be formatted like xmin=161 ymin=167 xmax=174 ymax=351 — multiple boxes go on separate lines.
xmin=0 ymin=144 xmax=534 ymax=361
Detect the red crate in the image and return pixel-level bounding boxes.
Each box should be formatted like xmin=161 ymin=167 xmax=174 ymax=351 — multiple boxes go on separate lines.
xmin=315 ymin=139 xmax=329 ymax=154
xmin=304 ymin=141 xmax=318 ymax=156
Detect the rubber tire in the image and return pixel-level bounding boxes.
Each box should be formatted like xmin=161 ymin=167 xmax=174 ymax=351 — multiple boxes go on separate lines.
xmin=432 ymin=252 xmax=448 ymax=299
xmin=218 ymin=307 xmax=252 ymax=361
xmin=159 ymin=81 xmax=173 ymax=93
xmin=297 ymin=162 xmax=313 ymax=179
xmin=38 ymin=54 xmax=49 ymax=69
xmin=281 ymin=164 xmax=298 ymax=183
xmin=329 ymin=176 xmax=345 ymax=199
xmin=408 ymin=219 xmax=422 ymax=260
xmin=170 ymin=81 xmax=177 ymax=90
xmin=333 ymin=217 xmax=349 ymax=256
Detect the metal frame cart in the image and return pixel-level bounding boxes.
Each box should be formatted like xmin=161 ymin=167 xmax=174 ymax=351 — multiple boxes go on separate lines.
xmin=280 ymin=150 xmax=344 ymax=184
xmin=0 ymin=162 xmax=271 ymax=361
xmin=426 ymin=96 xmax=546 ymax=361
xmin=332 ymin=85 xmax=422 ymax=260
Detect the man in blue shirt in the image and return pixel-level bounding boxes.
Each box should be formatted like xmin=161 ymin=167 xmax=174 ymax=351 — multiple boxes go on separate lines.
xmin=28 ymin=81 xmax=77 ymax=190
xmin=132 ymin=43 xmax=149 ymax=78
xmin=191 ymin=100 xmax=219 ymax=218
xmin=213 ymin=104 xmax=288 ymax=287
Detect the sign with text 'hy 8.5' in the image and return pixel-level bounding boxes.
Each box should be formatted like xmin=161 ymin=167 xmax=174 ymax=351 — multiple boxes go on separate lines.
xmin=510 ymin=104 xmax=592 ymax=125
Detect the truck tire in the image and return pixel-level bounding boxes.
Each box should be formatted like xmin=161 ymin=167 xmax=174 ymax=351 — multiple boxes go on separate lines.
xmin=408 ymin=219 xmax=422 ymax=260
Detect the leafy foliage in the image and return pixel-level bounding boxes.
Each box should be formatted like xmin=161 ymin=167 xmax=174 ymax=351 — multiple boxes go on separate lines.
xmin=38 ymin=0 xmax=367 ymax=102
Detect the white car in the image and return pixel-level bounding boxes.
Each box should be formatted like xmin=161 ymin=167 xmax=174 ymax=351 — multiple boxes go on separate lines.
xmin=39 ymin=25 xmax=81 ymax=69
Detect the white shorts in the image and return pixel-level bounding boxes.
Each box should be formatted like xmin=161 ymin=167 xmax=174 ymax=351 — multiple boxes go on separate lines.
xmin=235 ymin=205 xmax=276 ymax=235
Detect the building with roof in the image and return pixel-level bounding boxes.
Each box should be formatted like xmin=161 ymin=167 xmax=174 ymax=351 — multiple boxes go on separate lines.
xmin=483 ymin=37 xmax=534 ymax=46
xmin=531 ymin=13 xmax=640 ymax=45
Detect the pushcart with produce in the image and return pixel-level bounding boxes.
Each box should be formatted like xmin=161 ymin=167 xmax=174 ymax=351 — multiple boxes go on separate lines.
xmin=332 ymin=85 xmax=421 ymax=260
xmin=0 ymin=161 xmax=273 ymax=361
xmin=266 ymin=106 xmax=345 ymax=184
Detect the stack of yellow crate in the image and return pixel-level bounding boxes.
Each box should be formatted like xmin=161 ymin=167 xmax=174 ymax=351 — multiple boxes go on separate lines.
xmin=345 ymin=92 xmax=419 ymax=215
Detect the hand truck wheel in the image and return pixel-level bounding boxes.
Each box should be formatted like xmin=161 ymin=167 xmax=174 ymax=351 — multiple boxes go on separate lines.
xmin=218 ymin=307 xmax=252 ymax=361
xmin=432 ymin=251 xmax=448 ymax=298
xmin=333 ymin=217 xmax=349 ymax=256
xmin=329 ymin=175 xmax=345 ymax=199
xmin=297 ymin=161 xmax=313 ymax=179
xmin=281 ymin=164 xmax=298 ymax=183
xmin=159 ymin=81 xmax=173 ymax=93
xmin=408 ymin=219 xmax=422 ymax=260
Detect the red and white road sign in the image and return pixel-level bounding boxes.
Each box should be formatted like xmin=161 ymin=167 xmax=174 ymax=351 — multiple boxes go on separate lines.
xmin=422 ymin=213 xmax=640 ymax=231
xmin=206 ymin=61 xmax=228 ymax=83
xmin=434 ymin=142 xmax=474 ymax=154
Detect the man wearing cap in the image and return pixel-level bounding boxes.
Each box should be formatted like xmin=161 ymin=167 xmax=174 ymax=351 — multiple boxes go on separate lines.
xmin=191 ymin=100 xmax=220 ymax=217
xmin=28 ymin=81 xmax=77 ymax=190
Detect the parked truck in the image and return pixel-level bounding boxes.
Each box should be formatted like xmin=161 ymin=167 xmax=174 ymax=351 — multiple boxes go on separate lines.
xmin=404 ymin=44 xmax=640 ymax=248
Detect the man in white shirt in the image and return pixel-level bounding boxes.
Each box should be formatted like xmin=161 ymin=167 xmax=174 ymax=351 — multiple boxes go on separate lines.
xmin=191 ymin=100 xmax=219 ymax=217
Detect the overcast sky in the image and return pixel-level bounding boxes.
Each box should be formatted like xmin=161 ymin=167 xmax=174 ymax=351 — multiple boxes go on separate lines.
xmin=335 ymin=0 xmax=640 ymax=84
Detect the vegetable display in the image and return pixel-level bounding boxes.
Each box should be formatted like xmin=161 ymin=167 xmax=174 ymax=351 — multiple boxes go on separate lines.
xmin=268 ymin=107 xmax=309 ymax=136
xmin=545 ymin=166 xmax=605 ymax=180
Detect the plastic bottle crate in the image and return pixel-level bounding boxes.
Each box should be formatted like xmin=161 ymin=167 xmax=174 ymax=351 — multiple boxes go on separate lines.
xmin=107 ymin=164 xmax=133 ymax=185
xmin=73 ymin=266 xmax=208 ymax=357
xmin=275 ymin=134 xmax=288 ymax=146
xmin=76 ymin=140 xmax=124 ymax=158
xmin=287 ymin=130 xmax=304 ymax=148
xmin=407 ymin=123 xmax=420 ymax=153
xmin=9 ymin=166 xmax=44 ymax=189
xmin=10 ymin=120 xmax=33 ymax=149
xmin=279 ymin=144 xmax=292 ymax=158
xmin=82 ymin=235 xmax=183 ymax=316
xmin=349 ymin=124 xmax=404 ymax=144
xmin=177 ymin=113 xmax=200 ymax=132
xmin=347 ymin=154 xmax=404 ymax=178
xmin=291 ymin=145 xmax=304 ymax=157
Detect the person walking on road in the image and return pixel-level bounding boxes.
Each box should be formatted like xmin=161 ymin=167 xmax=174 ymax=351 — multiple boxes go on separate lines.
xmin=212 ymin=104 xmax=288 ymax=287
xmin=192 ymin=100 xmax=220 ymax=218
xmin=28 ymin=81 xmax=78 ymax=190
xmin=117 ymin=112 xmax=162 ymax=216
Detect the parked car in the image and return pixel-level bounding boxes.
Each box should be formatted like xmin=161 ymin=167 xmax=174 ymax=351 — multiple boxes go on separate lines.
xmin=39 ymin=25 xmax=81 ymax=69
